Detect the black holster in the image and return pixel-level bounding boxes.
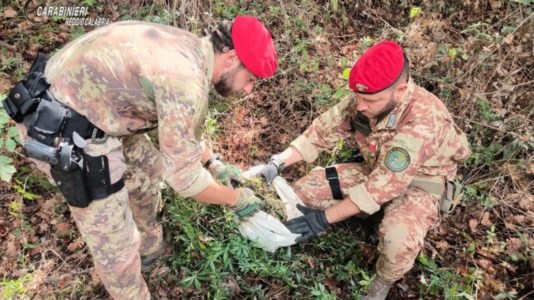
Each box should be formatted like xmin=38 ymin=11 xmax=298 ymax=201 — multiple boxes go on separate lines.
xmin=50 ymin=163 xmax=91 ymax=208
xmin=50 ymin=152 xmax=124 ymax=208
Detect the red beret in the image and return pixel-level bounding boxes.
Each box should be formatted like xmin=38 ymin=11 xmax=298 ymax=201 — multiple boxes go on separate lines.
xmin=348 ymin=40 xmax=406 ymax=94
xmin=232 ymin=15 xmax=277 ymax=78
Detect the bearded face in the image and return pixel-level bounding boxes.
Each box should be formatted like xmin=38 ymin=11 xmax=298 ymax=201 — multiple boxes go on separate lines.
xmin=374 ymin=95 xmax=397 ymax=120
xmin=214 ymin=65 xmax=243 ymax=97
xmin=356 ymin=91 xmax=398 ymax=120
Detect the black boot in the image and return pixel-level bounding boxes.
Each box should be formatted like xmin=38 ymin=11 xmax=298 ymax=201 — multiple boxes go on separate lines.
xmin=140 ymin=240 xmax=168 ymax=271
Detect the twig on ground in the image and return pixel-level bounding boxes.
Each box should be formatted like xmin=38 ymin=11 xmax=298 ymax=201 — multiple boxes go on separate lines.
xmin=0 ymin=40 xmax=16 ymax=50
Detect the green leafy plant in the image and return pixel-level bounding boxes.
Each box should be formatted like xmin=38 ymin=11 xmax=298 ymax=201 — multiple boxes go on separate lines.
xmin=204 ymin=113 xmax=220 ymax=139
xmin=0 ymin=55 xmax=23 ymax=79
xmin=69 ymin=26 xmax=86 ymax=40
xmin=410 ymin=7 xmax=422 ymax=18
xmin=494 ymin=291 xmax=519 ymax=299
xmin=463 ymin=183 xmax=498 ymax=208
xmin=12 ymin=179 xmax=40 ymax=200
xmin=162 ymin=191 xmax=374 ymax=298
xmin=0 ymin=95 xmax=18 ymax=182
xmin=418 ymin=254 xmax=480 ymax=299
xmin=310 ymin=282 xmax=336 ymax=299
xmin=1 ymin=274 xmax=33 ymax=299
xmin=357 ymin=270 xmax=376 ymax=290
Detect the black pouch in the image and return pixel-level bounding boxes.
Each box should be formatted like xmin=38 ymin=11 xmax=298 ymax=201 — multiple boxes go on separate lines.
xmin=2 ymin=53 xmax=50 ymax=123
xmin=2 ymin=82 xmax=40 ymax=123
xmin=50 ymin=163 xmax=92 ymax=208
xmin=27 ymin=99 xmax=68 ymax=146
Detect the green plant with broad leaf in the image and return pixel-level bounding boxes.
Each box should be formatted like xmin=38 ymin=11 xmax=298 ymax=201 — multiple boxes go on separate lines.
xmin=418 ymin=254 xmax=482 ymax=299
xmin=0 ymin=94 xmax=19 ymax=182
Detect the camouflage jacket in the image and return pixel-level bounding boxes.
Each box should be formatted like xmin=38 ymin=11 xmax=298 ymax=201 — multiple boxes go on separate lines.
xmin=290 ymin=80 xmax=471 ymax=214
xmin=44 ymin=21 xmax=215 ymax=197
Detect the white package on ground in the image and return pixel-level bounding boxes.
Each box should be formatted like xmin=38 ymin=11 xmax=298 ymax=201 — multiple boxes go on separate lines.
xmin=238 ymin=167 xmax=304 ymax=252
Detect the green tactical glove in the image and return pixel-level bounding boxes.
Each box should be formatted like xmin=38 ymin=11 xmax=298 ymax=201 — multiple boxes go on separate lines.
xmin=210 ymin=159 xmax=242 ymax=187
xmin=232 ymin=188 xmax=263 ymax=218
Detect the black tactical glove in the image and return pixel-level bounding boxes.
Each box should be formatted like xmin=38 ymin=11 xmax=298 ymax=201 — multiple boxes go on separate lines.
xmin=284 ymin=204 xmax=330 ymax=242
xmin=257 ymin=155 xmax=285 ymax=185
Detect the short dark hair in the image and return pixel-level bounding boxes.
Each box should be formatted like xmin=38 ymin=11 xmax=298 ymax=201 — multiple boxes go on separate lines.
xmin=392 ymin=54 xmax=410 ymax=87
xmin=210 ymin=20 xmax=234 ymax=54
xmin=385 ymin=55 xmax=410 ymax=93
xmin=401 ymin=54 xmax=410 ymax=82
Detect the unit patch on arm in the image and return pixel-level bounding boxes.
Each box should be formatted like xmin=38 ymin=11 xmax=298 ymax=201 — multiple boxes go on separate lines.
xmin=384 ymin=147 xmax=410 ymax=172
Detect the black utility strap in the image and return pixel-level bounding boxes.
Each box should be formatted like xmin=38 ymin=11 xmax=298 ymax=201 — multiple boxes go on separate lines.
xmin=325 ymin=166 xmax=343 ymax=200
xmin=90 ymin=178 xmax=125 ymax=200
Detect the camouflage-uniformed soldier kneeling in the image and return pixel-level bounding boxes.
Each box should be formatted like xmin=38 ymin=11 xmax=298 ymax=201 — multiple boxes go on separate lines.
xmin=256 ymin=41 xmax=470 ymax=299
xmin=3 ymin=16 xmax=277 ymax=300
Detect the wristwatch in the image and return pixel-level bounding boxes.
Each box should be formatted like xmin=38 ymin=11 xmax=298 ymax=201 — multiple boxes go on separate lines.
xmin=203 ymin=154 xmax=220 ymax=169
xmin=269 ymin=155 xmax=285 ymax=173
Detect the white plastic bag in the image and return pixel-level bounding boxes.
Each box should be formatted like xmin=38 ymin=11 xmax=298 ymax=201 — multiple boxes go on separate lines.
xmin=272 ymin=176 xmax=304 ymax=220
xmin=238 ymin=210 xmax=300 ymax=252
xmin=237 ymin=166 xmax=304 ymax=252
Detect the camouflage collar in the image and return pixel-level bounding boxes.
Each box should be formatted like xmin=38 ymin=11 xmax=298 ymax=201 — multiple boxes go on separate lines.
xmin=375 ymin=78 xmax=415 ymax=131
xmin=200 ymin=36 xmax=215 ymax=85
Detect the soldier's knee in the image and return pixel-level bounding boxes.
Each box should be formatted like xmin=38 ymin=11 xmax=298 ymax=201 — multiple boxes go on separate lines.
xmin=380 ymin=223 xmax=420 ymax=261
xmin=293 ymin=177 xmax=312 ymax=204
xmin=382 ymin=239 xmax=413 ymax=262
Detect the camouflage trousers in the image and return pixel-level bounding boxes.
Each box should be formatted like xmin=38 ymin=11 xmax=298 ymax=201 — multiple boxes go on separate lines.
xmin=19 ymin=124 xmax=164 ymax=300
xmin=293 ymin=163 xmax=440 ymax=282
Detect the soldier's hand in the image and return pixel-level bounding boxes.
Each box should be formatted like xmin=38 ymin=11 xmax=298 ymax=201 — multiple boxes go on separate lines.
xmin=257 ymin=163 xmax=278 ymax=185
xmin=232 ymin=188 xmax=263 ymax=218
xmin=210 ymin=160 xmax=242 ymax=187
xmin=256 ymin=155 xmax=285 ymax=186
xmin=284 ymin=204 xmax=330 ymax=242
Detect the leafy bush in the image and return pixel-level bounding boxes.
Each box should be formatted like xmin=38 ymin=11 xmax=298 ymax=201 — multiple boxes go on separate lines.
xmin=0 ymin=95 xmax=19 ymax=182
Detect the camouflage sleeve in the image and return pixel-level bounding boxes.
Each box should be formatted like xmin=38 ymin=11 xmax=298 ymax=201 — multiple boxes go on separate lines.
xmin=153 ymin=72 xmax=213 ymax=197
xmin=449 ymin=123 xmax=471 ymax=163
xmin=290 ymin=98 xmax=354 ymax=162
xmin=348 ymin=115 xmax=441 ymax=215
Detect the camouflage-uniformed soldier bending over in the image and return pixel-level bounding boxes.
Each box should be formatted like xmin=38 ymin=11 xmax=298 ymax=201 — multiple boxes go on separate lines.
xmin=3 ymin=16 xmax=277 ymax=300
xmin=256 ymin=41 xmax=470 ymax=299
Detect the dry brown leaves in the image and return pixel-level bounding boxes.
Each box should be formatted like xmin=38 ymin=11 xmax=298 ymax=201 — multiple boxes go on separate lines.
xmin=67 ymin=237 xmax=85 ymax=252
xmin=3 ymin=7 xmax=18 ymax=18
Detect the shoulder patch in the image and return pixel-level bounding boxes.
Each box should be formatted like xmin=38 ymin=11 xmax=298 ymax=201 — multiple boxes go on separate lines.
xmin=385 ymin=147 xmax=410 ymax=172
